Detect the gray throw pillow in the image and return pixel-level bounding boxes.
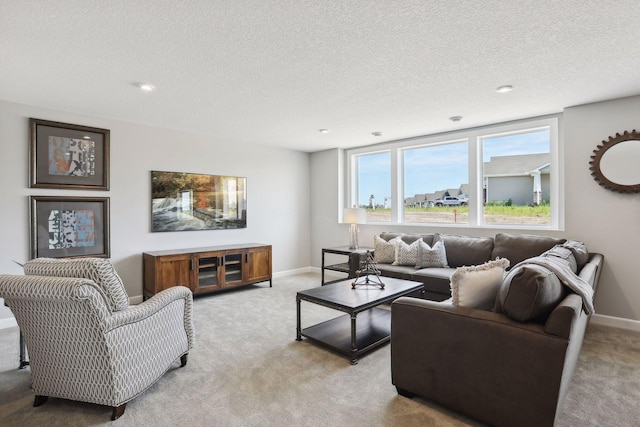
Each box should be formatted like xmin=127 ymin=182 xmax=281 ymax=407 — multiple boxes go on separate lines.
xmin=496 ymin=263 xmax=566 ymax=323
xmin=393 ymin=238 xmax=422 ymax=266
xmin=415 ymin=239 xmax=448 ymax=268
xmin=374 ymin=235 xmax=398 ymax=264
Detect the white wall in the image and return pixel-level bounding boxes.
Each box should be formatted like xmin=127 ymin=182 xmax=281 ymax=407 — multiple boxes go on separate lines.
xmin=0 ymin=100 xmax=311 ymax=319
xmin=563 ymin=95 xmax=640 ymax=321
xmin=310 ymin=95 xmax=640 ymax=322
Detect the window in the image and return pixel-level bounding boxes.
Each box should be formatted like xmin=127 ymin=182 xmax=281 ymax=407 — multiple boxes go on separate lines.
xmin=346 ymin=116 xmax=560 ymax=229
xmin=355 ymin=151 xmax=391 ymax=223
xmin=403 ymin=140 xmax=469 ymax=224
xmin=481 ymin=128 xmax=551 ymax=226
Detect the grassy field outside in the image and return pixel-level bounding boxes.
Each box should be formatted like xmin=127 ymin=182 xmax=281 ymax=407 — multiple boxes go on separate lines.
xmin=364 ymin=205 xmax=551 ymax=225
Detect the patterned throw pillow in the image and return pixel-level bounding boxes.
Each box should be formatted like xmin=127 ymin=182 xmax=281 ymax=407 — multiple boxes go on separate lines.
xmin=393 ymin=238 xmax=422 ymax=266
xmin=450 ymin=258 xmax=510 ymax=310
xmin=24 ymin=257 xmax=130 ymax=312
xmin=374 ymin=235 xmax=398 ymax=264
xmin=415 ymin=240 xmax=448 ymax=268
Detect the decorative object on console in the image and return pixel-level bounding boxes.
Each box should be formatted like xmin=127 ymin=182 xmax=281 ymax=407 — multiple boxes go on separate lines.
xmin=29 ymin=118 xmax=110 ymax=190
xmin=343 ymin=207 xmax=366 ymax=249
xmin=30 ymin=196 xmax=110 ymax=259
xmin=351 ymin=250 xmax=385 ymax=289
xmin=151 ymin=171 xmax=247 ymax=232
xmin=589 ymin=129 xmax=640 ymax=193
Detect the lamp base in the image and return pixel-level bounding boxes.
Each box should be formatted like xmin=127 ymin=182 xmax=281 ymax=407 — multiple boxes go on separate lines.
xmin=348 ymin=223 xmax=359 ymax=249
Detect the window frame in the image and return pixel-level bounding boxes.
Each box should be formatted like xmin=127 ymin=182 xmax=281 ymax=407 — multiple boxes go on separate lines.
xmin=345 ymin=115 xmax=562 ymax=230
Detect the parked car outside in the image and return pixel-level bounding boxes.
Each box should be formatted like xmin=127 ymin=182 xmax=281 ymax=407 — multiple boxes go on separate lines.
xmin=433 ymin=196 xmax=467 ymax=206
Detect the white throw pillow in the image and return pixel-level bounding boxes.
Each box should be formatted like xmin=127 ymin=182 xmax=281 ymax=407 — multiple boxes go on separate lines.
xmin=373 ymin=235 xmax=398 ymax=264
xmin=393 ymin=238 xmax=422 ymax=266
xmin=415 ymin=240 xmax=448 ymax=268
xmin=450 ymin=258 xmax=510 ymax=310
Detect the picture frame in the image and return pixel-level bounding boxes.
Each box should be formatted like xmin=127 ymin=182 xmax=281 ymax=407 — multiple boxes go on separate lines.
xmin=29 ymin=118 xmax=110 ymax=190
xmin=151 ymin=170 xmax=247 ymax=232
xmin=30 ymin=196 xmax=110 ymax=259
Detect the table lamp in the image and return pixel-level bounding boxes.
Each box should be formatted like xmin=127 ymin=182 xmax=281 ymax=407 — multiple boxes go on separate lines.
xmin=343 ymin=208 xmax=366 ymax=249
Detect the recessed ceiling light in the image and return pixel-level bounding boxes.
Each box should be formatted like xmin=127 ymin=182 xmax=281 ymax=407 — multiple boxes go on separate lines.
xmin=371 ymin=131 xmax=382 ymax=137
xmin=136 ymin=82 xmax=156 ymax=92
xmin=318 ymin=129 xmax=330 ymax=134
xmin=83 ymin=135 xmax=91 ymax=139
xmin=449 ymin=116 xmax=463 ymax=122
xmin=496 ymin=85 xmax=513 ymax=93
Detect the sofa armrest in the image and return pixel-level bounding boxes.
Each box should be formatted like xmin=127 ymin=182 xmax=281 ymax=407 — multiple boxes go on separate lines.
xmin=391 ymin=297 xmax=570 ymax=427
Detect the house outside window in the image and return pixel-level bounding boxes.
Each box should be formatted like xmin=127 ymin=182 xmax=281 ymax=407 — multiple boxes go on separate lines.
xmin=346 ymin=116 xmax=560 ymax=229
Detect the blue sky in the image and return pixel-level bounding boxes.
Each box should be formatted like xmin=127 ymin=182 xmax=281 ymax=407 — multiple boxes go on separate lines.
xmin=357 ymin=129 xmax=550 ymax=206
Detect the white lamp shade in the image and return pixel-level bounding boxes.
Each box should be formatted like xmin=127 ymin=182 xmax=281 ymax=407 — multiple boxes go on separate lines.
xmin=343 ymin=208 xmax=366 ymax=224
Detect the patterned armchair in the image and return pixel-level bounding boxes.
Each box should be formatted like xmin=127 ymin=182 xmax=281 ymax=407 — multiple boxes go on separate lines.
xmin=0 ymin=257 xmax=194 ymax=420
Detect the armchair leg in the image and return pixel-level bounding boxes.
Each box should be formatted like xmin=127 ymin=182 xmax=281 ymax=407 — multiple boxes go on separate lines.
xmin=112 ymin=403 xmax=126 ymax=420
xmin=396 ymin=387 xmax=416 ymax=399
xmin=180 ymin=353 xmax=188 ymax=367
xmin=33 ymin=395 xmax=48 ymax=407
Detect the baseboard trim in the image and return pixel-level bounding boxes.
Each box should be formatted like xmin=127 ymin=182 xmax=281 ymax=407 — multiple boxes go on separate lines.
xmin=273 ymin=267 xmax=315 ymax=278
xmin=0 ymin=317 xmax=18 ymax=330
xmin=591 ymin=314 xmax=640 ymax=332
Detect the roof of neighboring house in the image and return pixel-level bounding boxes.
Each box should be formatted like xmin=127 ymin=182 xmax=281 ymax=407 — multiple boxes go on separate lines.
xmin=483 ymin=153 xmax=550 ymax=176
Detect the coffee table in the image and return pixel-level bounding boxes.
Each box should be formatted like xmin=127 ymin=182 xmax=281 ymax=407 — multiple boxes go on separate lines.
xmin=296 ymin=277 xmax=423 ymax=364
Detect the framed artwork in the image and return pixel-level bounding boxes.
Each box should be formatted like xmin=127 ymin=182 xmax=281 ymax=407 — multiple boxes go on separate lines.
xmin=29 ymin=118 xmax=110 ymax=190
xmin=151 ymin=170 xmax=247 ymax=232
xmin=30 ymin=196 xmax=110 ymax=259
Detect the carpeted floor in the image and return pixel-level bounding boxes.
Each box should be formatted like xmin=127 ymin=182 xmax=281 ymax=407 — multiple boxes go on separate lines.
xmin=1 ymin=272 xmax=639 ymax=426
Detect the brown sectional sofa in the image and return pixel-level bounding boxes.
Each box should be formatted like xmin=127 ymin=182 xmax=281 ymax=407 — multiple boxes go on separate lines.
xmin=380 ymin=231 xmax=603 ymax=427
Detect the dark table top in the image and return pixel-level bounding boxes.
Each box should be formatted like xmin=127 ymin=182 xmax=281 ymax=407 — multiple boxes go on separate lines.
xmin=297 ymin=277 xmax=423 ymax=313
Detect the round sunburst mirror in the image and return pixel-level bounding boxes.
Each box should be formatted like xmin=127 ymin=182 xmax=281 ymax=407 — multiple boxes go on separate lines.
xmin=589 ymin=129 xmax=640 ymax=193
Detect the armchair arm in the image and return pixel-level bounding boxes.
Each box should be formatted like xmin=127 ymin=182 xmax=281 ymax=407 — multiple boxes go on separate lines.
xmin=102 ymin=286 xmax=194 ymax=405
xmin=104 ymin=285 xmax=194 ymax=349
xmin=391 ymin=297 xmax=570 ymax=427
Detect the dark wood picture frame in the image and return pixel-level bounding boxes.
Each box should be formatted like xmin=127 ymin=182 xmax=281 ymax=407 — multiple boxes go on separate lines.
xmin=30 ymin=196 xmax=110 ymax=259
xmin=589 ymin=129 xmax=640 ymax=193
xmin=29 ymin=118 xmax=110 ymax=190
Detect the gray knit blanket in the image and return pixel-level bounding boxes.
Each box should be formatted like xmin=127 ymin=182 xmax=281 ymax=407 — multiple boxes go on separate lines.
xmin=509 ymin=255 xmax=595 ymax=315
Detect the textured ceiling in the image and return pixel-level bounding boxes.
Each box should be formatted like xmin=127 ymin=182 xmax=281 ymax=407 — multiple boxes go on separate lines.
xmin=2 ymin=0 xmax=640 ymax=152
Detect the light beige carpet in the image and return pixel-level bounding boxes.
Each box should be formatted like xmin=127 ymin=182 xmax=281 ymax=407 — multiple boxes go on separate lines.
xmin=1 ymin=272 xmax=639 ymax=426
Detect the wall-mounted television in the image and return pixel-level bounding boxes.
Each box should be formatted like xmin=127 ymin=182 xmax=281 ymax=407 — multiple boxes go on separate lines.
xmin=151 ymin=171 xmax=246 ymax=232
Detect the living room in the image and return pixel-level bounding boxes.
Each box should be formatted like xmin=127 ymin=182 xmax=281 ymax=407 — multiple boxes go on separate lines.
xmin=1 ymin=1 xmax=640 ymax=426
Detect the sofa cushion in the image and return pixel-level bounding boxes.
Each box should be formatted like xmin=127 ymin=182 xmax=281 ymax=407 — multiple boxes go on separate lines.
xmin=491 ymin=233 xmax=566 ymax=268
xmin=434 ymin=233 xmax=494 ymax=268
xmin=374 ymin=235 xmax=398 ymax=264
xmin=450 ymin=258 xmax=510 ymax=310
xmin=562 ymin=240 xmax=590 ymax=269
xmin=415 ymin=240 xmax=448 ymax=268
xmin=496 ymin=263 xmax=566 ymax=323
xmin=24 ymin=257 xmax=129 ymax=312
xmin=376 ymin=264 xmax=416 ymax=280
xmin=393 ymin=239 xmax=422 ymax=266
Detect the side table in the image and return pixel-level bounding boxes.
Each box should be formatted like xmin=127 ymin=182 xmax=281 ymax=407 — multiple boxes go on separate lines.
xmin=321 ymin=246 xmax=374 ymax=285
xmin=4 ymin=300 xmax=29 ymax=369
